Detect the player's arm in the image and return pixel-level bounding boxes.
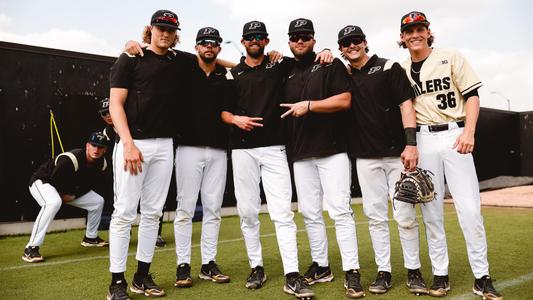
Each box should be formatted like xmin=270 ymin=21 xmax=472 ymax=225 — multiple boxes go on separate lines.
xmin=109 ymin=88 xmax=144 ymax=175
xmin=281 ymin=92 xmax=351 ymax=118
xmin=221 ymin=111 xmax=263 ymax=132
xmin=453 ymin=94 xmax=480 ymax=154
xmin=50 ymin=156 xmax=76 ymax=201
xmin=399 ymin=99 xmax=419 ymax=171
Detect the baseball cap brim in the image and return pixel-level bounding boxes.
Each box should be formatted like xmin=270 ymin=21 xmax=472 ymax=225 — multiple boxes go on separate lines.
xmin=152 ymin=22 xmax=181 ymax=30
xmin=401 ymin=21 xmax=430 ymax=32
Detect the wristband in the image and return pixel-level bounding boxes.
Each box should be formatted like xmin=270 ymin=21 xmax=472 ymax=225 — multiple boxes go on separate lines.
xmin=307 ymin=100 xmax=312 ymax=112
xmin=405 ymin=127 xmax=417 ymax=146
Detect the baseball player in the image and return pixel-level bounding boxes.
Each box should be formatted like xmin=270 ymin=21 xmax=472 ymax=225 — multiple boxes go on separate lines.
xmin=173 ymin=26 xmax=231 ymax=288
xmin=337 ymin=25 xmax=428 ymax=295
xmin=280 ymin=18 xmax=363 ymax=299
xmin=221 ymin=20 xmax=314 ymax=298
xmin=22 ymin=132 xmax=109 ymax=263
xmin=107 ymin=9 xmax=188 ymax=300
xmin=399 ymin=11 xmax=502 ymax=300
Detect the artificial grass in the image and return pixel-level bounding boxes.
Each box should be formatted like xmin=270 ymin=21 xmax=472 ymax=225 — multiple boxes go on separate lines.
xmin=2 ymin=204 xmax=532 ymax=299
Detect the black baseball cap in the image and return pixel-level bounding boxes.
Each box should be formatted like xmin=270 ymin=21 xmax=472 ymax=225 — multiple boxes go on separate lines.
xmin=400 ymin=11 xmax=430 ymax=32
xmin=151 ymin=10 xmax=181 ymax=30
xmin=288 ymin=18 xmax=314 ymax=35
xmin=88 ymin=132 xmax=109 ymax=148
xmin=337 ymin=25 xmax=365 ymax=44
xmin=99 ymin=97 xmax=109 ymax=113
xmin=242 ymin=21 xmax=268 ymax=37
xmin=196 ymin=27 xmax=223 ymax=43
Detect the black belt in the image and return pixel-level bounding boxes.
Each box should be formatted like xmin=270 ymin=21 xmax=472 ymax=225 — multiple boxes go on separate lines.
xmin=416 ymin=121 xmax=465 ymax=132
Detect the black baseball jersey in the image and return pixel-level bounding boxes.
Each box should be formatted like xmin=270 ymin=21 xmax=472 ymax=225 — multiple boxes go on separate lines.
xmin=284 ymin=54 xmax=351 ymax=162
xmin=224 ymin=56 xmax=292 ymax=149
xmin=177 ymin=52 xmax=230 ymax=149
xmin=110 ymin=49 xmax=190 ymax=139
xmin=29 ymin=149 xmax=107 ymax=197
xmin=348 ymin=55 xmax=415 ymax=158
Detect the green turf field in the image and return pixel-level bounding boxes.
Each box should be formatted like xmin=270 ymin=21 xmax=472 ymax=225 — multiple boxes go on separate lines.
xmin=2 ymin=204 xmax=532 ymax=299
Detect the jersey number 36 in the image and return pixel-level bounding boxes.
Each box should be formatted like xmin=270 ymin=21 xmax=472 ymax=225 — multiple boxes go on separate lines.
xmin=436 ymin=91 xmax=456 ymax=110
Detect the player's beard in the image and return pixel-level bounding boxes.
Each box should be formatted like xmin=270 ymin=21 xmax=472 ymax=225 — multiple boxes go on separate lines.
xmin=246 ymin=45 xmax=264 ymax=59
xmin=199 ymin=53 xmax=217 ymax=64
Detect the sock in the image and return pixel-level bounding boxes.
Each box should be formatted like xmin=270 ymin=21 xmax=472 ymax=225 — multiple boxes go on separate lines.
xmin=136 ymin=261 xmax=151 ymax=278
xmin=111 ymin=272 xmax=125 ymax=285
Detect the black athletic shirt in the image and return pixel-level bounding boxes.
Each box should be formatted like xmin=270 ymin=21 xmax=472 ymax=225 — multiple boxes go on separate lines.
xmin=349 ymin=55 xmax=415 ymax=158
xmin=284 ymin=53 xmax=351 ymax=162
xmin=176 ymin=52 xmax=230 ymax=149
xmin=225 ymin=56 xmax=292 ymax=149
xmin=29 ymin=149 xmax=107 ymax=197
xmin=110 ymin=49 xmax=189 ymax=139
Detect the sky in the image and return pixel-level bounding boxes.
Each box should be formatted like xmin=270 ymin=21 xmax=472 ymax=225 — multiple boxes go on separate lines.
xmin=1 ymin=0 xmax=532 ymax=112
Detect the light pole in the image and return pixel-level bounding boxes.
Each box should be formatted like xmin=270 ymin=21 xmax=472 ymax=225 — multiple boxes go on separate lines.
xmin=224 ymin=40 xmax=244 ymax=57
xmin=490 ymin=91 xmax=511 ymax=111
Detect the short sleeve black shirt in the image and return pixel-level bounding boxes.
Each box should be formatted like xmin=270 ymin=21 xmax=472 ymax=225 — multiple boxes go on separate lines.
xmin=284 ymin=55 xmax=351 ymax=162
xmin=109 ymin=49 xmax=189 ymax=139
xmin=348 ymin=55 xmax=415 ymax=158
xmin=225 ymin=56 xmax=292 ymax=149
xmin=176 ymin=52 xmax=230 ymax=149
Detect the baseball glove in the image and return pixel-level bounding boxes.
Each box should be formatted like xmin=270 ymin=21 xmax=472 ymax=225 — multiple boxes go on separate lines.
xmin=393 ymin=167 xmax=436 ymax=207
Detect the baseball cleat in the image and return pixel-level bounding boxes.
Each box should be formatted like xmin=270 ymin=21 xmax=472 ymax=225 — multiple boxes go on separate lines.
xmin=199 ymin=260 xmax=230 ymax=283
xmin=369 ymin=271 xmax=392 ymax=294
xmin=303 ymin=262 xmax=334 ymax=285
xmin=107 ymin=280 xmax=131 ymax=300
xmin=344 ymin=269 xmax=366 ymax=299
xmin=81 ymin=236 xmax=109 ymax=247
xmin=175 ymin=263 xmax=193 ymax=288
xmin=22 ymin=246 xmax=44 ymax=263
xmin=407 ymin=269 xmax=429 ymax=295
xmin=130 ymin=273 xmax=165 ymax=297
xmin=155 ymin=235 xmax=166 ymax=248
xmin=429 ymin=275 xmax=450 ymax=297
xmin=283 ymin=273 xmax=315 ymax=299
xmin=473 ymin=275 xmax=503 ymax=300
xmin=245 ymin=266 xmax=266 ymax=289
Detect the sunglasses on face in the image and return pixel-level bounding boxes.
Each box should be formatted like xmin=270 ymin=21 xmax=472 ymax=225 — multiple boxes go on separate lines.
xmin=196 ymin=39 xmax=220 ymax=47
xmin=99 ymin=110 xmax=110 ymax=117
xmin=289 ymin=35 xmax=314 ymax=43
xmin=402 ymin=12 xmax=427 ymax=25
xmin=339 ymin=38 xmax=365 ymax=48
xmin=243 ymin=34 xmax=267 ymax=42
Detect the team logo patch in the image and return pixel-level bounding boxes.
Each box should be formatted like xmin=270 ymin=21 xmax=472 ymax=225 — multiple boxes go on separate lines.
xmin=294 ymin=19 xmax=308 ymax=27
xmin=368 ymin=66 xmax=381 ymax=74
xmin=441 ymin=60 xmax=448 ymax=64
xmin=311 ymin=64 xmax=322 ymax=72
xmin=248 ymin=22 xmax=262 ymax=30
xmin=343 ymin=26 xmax=357 ymax=36
xmin=265 ymin=61 xmax=276 ymax=69
xmin=202 ymin=27 xmax=216 ymax=35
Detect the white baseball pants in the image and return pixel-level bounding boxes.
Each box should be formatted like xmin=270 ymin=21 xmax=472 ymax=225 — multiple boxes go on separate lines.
xmin=417 ymin=123 xmax=489 ymax=278
xmin=174 ymin=146 xmax=227 ymax=265
xmin=293 ymin=152 xmax=360 ymax=271
xmin=109 ymin=138 xmax=173 ymax=273
xmin=356 ymin=157 xmax=422 ymax=272
xmin=27 ymin=180 xmax=104 ymax=247
xmin=232 ymin=145 xmax=298 ymax=274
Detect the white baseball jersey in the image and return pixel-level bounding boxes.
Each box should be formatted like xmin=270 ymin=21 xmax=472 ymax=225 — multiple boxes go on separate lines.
xmin=401 ymin=48 xmax=482 ymax=125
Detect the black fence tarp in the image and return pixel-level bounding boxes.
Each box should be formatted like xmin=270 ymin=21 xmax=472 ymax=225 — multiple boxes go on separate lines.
xmin=1 ymin=41 xmax=531 ymax=222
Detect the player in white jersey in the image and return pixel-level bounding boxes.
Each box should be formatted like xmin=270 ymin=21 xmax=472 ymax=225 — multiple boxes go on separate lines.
xmin=399 ymin=11 xmax=502 ymax=300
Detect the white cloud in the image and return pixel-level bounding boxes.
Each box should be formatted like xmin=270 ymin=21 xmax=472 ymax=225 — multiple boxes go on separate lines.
xmin=0 ymin=13 xmax=12 ymax=29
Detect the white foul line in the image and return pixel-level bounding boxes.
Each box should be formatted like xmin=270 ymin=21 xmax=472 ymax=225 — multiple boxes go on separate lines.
xmin=449 ymin=272 xmax=533 ymax=299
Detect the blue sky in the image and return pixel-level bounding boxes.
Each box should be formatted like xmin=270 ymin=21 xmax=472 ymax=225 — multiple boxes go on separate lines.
xmin=1 ymin=0 xmax=532 ymax=111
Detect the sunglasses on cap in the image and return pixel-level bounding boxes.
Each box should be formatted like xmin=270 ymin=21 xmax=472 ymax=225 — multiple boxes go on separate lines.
xmin=243 ymin=34 xmax=267 ymax=42
xmin=339 ymin=37 xmax=365 ymax=48
xmin=289 ymin=35 xmax=314 ymax=43
xmin=402 ymin=12 xmax=427 ymax=25
xmin=196 ymin=39 xmax=220 ymax=47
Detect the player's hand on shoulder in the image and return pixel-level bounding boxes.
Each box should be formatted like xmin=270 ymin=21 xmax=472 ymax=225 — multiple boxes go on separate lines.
xmin=123 ymin=141 xmax=144 ymax=175
xmin=453 ymin=131 xmax=475 ymax=154
xmin=401 ymin=145 xmax=419 ymax=171
xmin=267 ymin=50 xmax=283 ymax=63
xmin=315 ymin=49 xmax=334 ymax=65
xmin=124 ymin=40 xmax=147 ymax=57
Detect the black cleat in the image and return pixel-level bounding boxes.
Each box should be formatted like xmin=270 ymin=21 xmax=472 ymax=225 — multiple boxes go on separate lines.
xmin=303 ymin=262 xmax=334 ymax=285
xmin=199 ymin=260 xmax=230 ymax=283
xmin=174 ymin=263 xmax=193 ymax=288
xmin=246 ymin=266 xmax=266 ymax=289
xmin=81 ymin=236 xmax=109 ymax=247
xmin=344 ymin=269 xmax=365 ymax=299
xmin=407 ymin=269 xmax=428 ymax=295
xmin=131 ymin=273 xmax=165 ymax=297
xmin=429 ymin=275 xmax=450 ymax=297
xmin=283 ymin=273 xmax=315 ymax=299
xmin=155 ymin=235 xmax=166 ymax=248
xmin=22 ymin=246 xmax=44 ymax=263
xmin=473 ymin=275 xmax=503 ymax=300
xmin=369 ymin=271 xmax=392 ymax=294
xmin=107 ymin=280 xmax=130 ymax=300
